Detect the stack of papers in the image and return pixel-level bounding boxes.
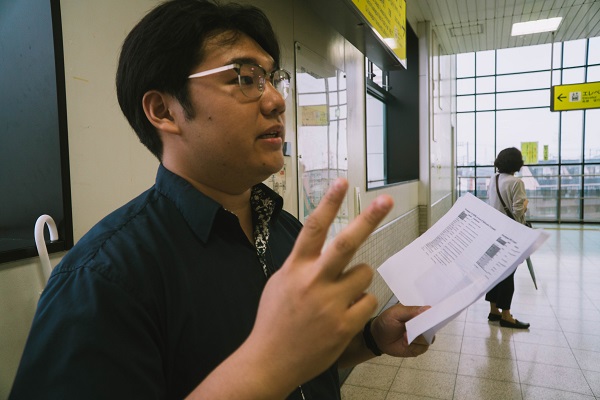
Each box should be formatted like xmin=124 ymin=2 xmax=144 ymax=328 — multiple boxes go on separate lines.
xmin=378 ymin=193 xmax=549 ymax=344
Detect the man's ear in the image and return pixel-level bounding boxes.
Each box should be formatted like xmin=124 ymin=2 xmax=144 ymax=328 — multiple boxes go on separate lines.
xmin=142 ymin=90 xmax=180 ymax=135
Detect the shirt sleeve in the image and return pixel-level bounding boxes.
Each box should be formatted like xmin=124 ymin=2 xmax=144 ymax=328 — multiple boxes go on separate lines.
xmin=9 ymin=266 xmax=166 ymax=400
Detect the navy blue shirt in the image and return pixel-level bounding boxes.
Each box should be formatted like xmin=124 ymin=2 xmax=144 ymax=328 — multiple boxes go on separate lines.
xmin=10 ymin=165 xmax=340 ymax=400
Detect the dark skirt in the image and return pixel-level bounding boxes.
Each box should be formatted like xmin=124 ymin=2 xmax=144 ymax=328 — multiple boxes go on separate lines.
xmin=485 ymin=271 xmax=515 ymax=310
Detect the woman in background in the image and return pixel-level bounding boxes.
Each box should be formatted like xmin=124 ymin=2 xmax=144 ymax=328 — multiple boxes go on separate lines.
xmin=486 ymin=147 xmax=530 ymax=329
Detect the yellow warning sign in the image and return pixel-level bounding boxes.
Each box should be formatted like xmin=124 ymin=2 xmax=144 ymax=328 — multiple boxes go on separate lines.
xmin=551 ymin=81 xmax=600 ymax=111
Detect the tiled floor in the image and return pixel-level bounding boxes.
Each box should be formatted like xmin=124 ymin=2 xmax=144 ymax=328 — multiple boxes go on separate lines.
xmin=341 ymin=224 xmax=600 ymax=400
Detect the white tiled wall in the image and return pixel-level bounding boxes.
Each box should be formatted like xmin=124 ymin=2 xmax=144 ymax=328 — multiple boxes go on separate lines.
xmin=431 ymin=193 xmax=453 ymax=226
xmin=352 ymin=208 xmax=420 ymax=313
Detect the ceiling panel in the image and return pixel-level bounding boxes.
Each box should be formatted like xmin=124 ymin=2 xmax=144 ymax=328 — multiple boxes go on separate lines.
xmin=406 ymin=0 xmax=600 ymax=55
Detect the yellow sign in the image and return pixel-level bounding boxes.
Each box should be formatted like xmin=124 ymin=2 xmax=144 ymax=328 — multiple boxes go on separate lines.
xmin=543 ymin=145 xmax=548 ymax=161
xmin=300 ymin=105 xmax=329 ymax=126
xmin=551 ymin=81 xmax=600 ymax=111
xmin=521 ymin=142 xmax=538 ymax=165
xmin=351 ymin=0 xmax=407 ymax=68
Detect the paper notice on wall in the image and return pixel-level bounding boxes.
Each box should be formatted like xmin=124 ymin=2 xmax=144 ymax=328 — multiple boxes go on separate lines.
xmin=521 ymin=142 xmax=538 ymax=164
xmin=378 ymin=193 xmax=549 ymax=344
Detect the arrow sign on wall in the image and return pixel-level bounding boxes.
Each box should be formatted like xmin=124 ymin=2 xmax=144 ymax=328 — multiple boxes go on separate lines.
xmin=551 ymin=81 xmax=600 ymax=111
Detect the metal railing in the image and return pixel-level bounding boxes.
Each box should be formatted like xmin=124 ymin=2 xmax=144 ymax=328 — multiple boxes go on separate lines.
xmin=457 ymin=174 xmax=600 ymax=223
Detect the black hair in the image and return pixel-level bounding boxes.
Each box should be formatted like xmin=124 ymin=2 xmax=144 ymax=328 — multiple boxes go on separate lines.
xmin=494 ymin=147 xmax=524 ymax=174
xmin=116 ymin=0 xmax=281 ymax=160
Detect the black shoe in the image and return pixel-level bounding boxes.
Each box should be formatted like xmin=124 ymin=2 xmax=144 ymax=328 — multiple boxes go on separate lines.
xmin=499 ymin=319 xmax=530 ymax=329
xmin=488 ymin=313 xmax=501 ymax=322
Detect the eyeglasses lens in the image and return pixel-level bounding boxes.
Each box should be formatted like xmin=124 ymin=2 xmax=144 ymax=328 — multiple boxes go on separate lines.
xmin=238 ymin=64 xmax=262 ymax=98
xmin=272 ymin=70 xmax=290 ymax=99
xmin=238 ymin=64 xmax=289 ymax=99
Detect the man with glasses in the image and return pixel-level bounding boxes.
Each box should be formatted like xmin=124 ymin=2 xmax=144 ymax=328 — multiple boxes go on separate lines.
xmin=10 ymin=1 xmax=430 ymax=399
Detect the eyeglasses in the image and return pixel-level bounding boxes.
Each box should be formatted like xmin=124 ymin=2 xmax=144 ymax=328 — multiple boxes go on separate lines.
xmin=188 ymin=63 xmax=290 ymax=99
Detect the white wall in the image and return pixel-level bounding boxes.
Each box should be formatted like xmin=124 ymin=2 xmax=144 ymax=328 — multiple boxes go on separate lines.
xmin=0 ymin=1 xmax=451 ymax=397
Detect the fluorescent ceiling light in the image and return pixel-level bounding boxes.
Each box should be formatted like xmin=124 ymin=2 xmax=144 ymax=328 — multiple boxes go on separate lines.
xmin=511 ymin=17 xmax=562 ymax=36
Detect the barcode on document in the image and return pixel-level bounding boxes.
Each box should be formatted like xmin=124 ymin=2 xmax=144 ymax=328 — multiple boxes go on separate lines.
xmin=476 ymin=243 xmax=501 ymax=268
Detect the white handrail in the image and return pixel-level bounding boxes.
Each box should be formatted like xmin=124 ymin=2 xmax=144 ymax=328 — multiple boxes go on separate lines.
xmin=34 ymin=215 xmax=59 ymax=282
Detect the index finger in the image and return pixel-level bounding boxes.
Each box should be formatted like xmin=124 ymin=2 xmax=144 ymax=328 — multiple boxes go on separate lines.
xmin=318 ymin=194 xmax=393 ymax=278
xmin=291 ymin=178 xmax=350 ymax=259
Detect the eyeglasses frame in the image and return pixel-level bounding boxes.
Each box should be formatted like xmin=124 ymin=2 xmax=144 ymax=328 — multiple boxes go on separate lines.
xmin=187 ymin=62 xmax=290 ymax=99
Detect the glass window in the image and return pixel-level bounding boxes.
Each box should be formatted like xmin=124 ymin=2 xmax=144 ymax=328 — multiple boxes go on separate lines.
xmin=587 ymin=65 xmax=600 ymax=82
xmin=457 ymin=52 xmax=475 ymax=77
xmin=563 ymin=39 xmax=587 ymax=68
xmin=585 ymin=109 xmax=600 ymax=162
xmin=478 ymin=166 xmax=495 ymax=181
xmin=583 ymin=160 xmax=600 ymax=221
xmin=295 ymin=44 xmax=348 ymax=234
xmin=562 ymin=67 xmax=585 ymax=84
xmin=552 ymin=43 xmax=562 ymax=69
xmin=457 ymin=78 xmax=474 ymax=95
xmin=475 ymin=76 xmax=495 ymax=93
xmin=496 ymin=71 xmax=550 ymax=92
xmin=496 ymin=108 xmax=559 ymax=163
xmin=560 ymin=111 xmax=583 ymax=163
xmin=476 ymin=94 xmax=494 ymax=111
xmin=455 ymin=38 xmax=598 ymax=223
xmin=560 ymin=165 xmax=582 ymax=221
xmin=497 ymin=43 xmax=551 ymax=74
xmin=299 ymin=92 xmax=327 ymax=105
xmin=584 ymin=195 xmax=600 ymax=222
xmin=475 ymin=112 xmax=495 ymax=165
xmin=475 ymin=175 xmax=491 ymax=201
xmin=478 ymin=166 xmax=494 ymax=192
xmin=496 ymin=89 xmax=550 ymax=109
xmin=588 ymin=36 xmax=600 ymax=65
xmin=476 ymin=50 xmax=495 ymax=76
xmin=366 ymin=156 xmax=385 ymax=188
xmin=336 ymin=103 xmax=348 ymax=119
xmin=456 ymin=113 xmax=474 ymax=166
xmin=366 ymin=93 xmax=385 ymax=189
xmin=526 ymin=165 xmax=559 ymax=220
xmin=457 ymin=95 xmax=475 ymax=112
xmin=456 ymin=167 xmax=475 ymax=196
xmin=552 ymin=70 xmax=562 ymax=86
xmin=329 ymin=85 xmax=346 ymax=105
xmin=366 ymin=59 xmax=387 ymax=90
xmin=584 ymin=164 xmax=600 ymax=175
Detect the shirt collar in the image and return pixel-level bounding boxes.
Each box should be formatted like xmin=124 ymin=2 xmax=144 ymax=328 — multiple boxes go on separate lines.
xmin=154 ymin=164 xmax=283 ymax=243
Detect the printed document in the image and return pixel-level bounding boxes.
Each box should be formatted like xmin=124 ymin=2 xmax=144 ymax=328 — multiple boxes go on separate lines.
xmin=378 ymin=193 xmax=549 ymax=344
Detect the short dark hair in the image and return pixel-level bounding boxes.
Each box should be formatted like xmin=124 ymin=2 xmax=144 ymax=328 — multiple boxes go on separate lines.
xmin=494 ymin=147 xmax=524 ymax=174
xmin=116 ymin=0 xmax=281 ymax=160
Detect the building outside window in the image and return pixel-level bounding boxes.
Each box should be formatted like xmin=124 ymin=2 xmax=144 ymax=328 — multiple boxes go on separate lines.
xmin=456 ymin=37 xmax=600 ymax=223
